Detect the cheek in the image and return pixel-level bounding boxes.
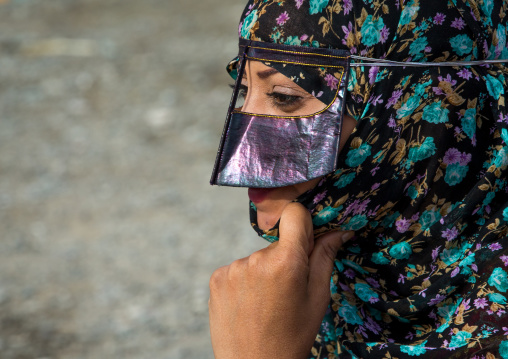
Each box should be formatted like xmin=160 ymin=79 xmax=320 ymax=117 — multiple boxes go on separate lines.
xmin=293 ymin=177 xmax=322 ymax=196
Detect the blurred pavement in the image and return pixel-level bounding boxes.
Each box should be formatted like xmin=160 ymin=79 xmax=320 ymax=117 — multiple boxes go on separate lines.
xmin=0 ymin=0 xmax=265 ymax=358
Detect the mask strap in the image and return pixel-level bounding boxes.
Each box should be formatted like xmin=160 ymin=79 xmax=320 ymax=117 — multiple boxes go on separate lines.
xmin=210 ymin=42 xmax=251 ymax=185
xmin=349 ymin=56 xmax=507 ymax=67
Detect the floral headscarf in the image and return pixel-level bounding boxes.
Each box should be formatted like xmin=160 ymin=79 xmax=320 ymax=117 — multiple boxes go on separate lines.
xmin=233 ymin=0 xmax=508 ymax=357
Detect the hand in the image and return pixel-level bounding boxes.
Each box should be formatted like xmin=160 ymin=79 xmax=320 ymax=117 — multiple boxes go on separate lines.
xmin=208 ymin=202 xmax=353 ymax=359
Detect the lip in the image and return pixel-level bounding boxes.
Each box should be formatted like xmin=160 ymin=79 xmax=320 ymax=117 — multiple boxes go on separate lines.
xmin=248 ymin=188 xmax=275 ymax=203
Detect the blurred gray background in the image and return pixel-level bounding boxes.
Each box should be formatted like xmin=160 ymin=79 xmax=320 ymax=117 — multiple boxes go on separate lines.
xmin=0 ymin=0 xmax=265 ymax=357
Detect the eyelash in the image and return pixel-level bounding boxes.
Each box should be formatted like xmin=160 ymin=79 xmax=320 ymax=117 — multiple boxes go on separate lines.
xmin=230 ymin=84 xmax=303 ymax=110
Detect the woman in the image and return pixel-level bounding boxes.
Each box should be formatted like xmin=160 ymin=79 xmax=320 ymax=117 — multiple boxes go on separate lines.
xmin=209 ymin=0 xmax=508 ymax=358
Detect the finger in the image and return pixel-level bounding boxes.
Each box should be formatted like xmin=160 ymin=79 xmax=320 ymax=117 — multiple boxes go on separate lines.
xmin=278 ymin=202 xmax=314 ymax=256
xmin=307 ymin=231 xmax=354 ymax=306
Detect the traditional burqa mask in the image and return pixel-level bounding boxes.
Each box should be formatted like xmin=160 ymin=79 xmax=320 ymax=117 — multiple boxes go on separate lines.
xmin=210 ymin=39 xmax=350 ymax=188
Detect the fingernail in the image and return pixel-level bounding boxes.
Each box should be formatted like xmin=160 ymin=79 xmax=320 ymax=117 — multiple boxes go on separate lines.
xmin=342 ymin=231 xmax=355 ymax=242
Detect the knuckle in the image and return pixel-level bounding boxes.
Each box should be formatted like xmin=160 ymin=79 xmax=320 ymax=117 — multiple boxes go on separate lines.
xmin=209 ymin=266 xmax=226 ymax=292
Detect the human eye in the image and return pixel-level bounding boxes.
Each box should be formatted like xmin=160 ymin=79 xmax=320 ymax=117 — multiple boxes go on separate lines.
xmin=229 ymin=83 xmax=248 ymax=99
xmin=266 ymin=86 xmax=306 ymax=113
xmin=266 ymin=91 xmax=303 ymax=109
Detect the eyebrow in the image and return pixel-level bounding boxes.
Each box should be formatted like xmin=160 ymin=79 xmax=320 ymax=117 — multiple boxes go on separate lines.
xmin=257 ymin=68 xmax=279 ymax=79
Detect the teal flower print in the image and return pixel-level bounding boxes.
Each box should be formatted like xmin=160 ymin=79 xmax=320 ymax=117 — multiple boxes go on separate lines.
xmin=444 ymin=163 xmax=469 ymax=186
xmin=440 ymin=247 xmax=462 ymax=265
xmin=481 ymin=0 xmax=494 ymax=25
xmin=449 ymin=34 xmax=473 ymax=56
xmin=309 ymin=0 xmax=329 ymax=15
xmin=400 ymin=1 xmax=419 ymax=25
xmin=422 ymin=101 xmax=449 ymax=123
xmin=409 ymin=36 xmax=428 ymax=59
xmin=485 ymin=74 xmax=504 ymax=99
xmin=494 ymin=147 xmax=508 ymax=168
xmin=372 ymin=252 xmax=390 ymax=265
xmin=449 ymin=331 xmax=472 ymax=348
xmin=343 ymin=214 xmax=369 ymax=231
xmin=312 ymin=205 xmax=343 ymax=226
xmin=334 ymin=172 xmax=356 ymax=188
xmin=389 ymin=242 xmax=412 ymax=260
xmin=500 ymin=340 xmax=508 ymax=359
xmin=338 ymin=300 xmax=364 ymax=325
xmin=504 ymin=207 xmax=508 ymax=222
xmin=360 ymin=15 xmax=384 ymax=46
xmin=396 ymin=94 xmax=421 ymax=118
xmin=382 ymin=212 xmax=400 ymax=228
xmin=342 ymin=259 xmax=368 ymax=274
xmin=419 ymin=209 xmax=441 ymax=231
xmin=240 ymin=10 xmax=258 ymax=39
xmin=346 ymin=143 xmax=372 ymax=167
xmin=262 ymin=234 xmax=279 ymax=243
xmin=400 ymin=340 xmax=427 ymax=356
xmin=488 ymin=293 xmax=507 ymax=304
xmin=355 ymin=283 xmax=379 ymax=302
xmin=407 ymin=185 xmax=418 ymax=199
xmin=461 ymin=108 xmax=476 ymax=139
xmin=284 ymin=36 xmax=302 ymax=46
xmin=408 ymin=137 xmax=437 ymax=162
xmin=488 ymin=267 xmax=508 ymax=292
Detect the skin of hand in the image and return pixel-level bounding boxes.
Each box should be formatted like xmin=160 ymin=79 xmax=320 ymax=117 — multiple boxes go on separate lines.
xmin=208 ymin=202 xmax=354 ymax=359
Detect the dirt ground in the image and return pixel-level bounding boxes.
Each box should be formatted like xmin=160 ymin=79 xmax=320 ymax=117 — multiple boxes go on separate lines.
xmin=0 ymin=0 xmax=265 ymax=357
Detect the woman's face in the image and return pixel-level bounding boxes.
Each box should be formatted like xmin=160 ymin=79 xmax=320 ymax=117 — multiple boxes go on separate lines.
xmin=240 ymin=60 xmax=356 ymax=230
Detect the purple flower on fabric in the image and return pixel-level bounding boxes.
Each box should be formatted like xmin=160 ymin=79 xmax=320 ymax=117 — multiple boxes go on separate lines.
xmin=462 ymin=299 xmax=471 ymax=311
xmin=438 ymin=74 xmax=457 ymax=86
xmin=451 ymin=267 xmax=461 ymax=277
xmin=457 ymin=68 xmax=473 ymax=80
xmin=434 ymin=13 xmax=446 ymax=24
xmin=344 ymin=268 xmax=355 ymax=279
xmin=459 ymin=152 xmax=472 ymax=165
xmin=501 ymin=255 xmax=508 ymax=266
xmin=398 ymin=273 xmax=405 ymax=284
xmin=432 ymin=86 xmax=445 ymax=95
xmin=380 ymin=26 xmax=390 ymax=43
xmin=428 ymin=294 xmax=446 ymax=306
xmin=295 ymin=0 xmax=304 ymax=9
xmin=396 ymin=218 xmax=411 ymax=233
xmin=324 ymin=73 xmax=339 ymax=90
xmin=371 ymin=182 xmax=380 ymax=190
xmin=341 ymin=22 xmax=353 ymax=42
xmin=365 ymin=316 xmax=382 ymax=334
xmin=443 ymin=148 xmax=462 ymax=165
xmin=343 ymin=0 xmax=352 ymax=14
xmin=313 ymin=191 xmax=327 ymax=204
xmin=432 ymin=246 xmax=442 ymax=261
xmin=276 ymin=11 xmax=290 ymax=25
xmin=451 ymin=17 xmax=466 ymax=29
xmin=386 ymin=89 xmax=403 ymax=109
xmin=387 ymin=116 xmax=397 ymax=128
xmin=367 ymin=277 xmax=381 ymax=288
xmin=442 ymin=227 xmax=459 ymax=241
xmin=369 ymin=94 xmax=383 ymax=106
xmin=499 ymin=113 xmax=508 ymax=124
xmin=369 ymin=66 xmax=379 ymax=84
xmin=490 ymin=243 xmax=503 ymax=251
xmin=474 ymin=298 xmax=488 ymax=309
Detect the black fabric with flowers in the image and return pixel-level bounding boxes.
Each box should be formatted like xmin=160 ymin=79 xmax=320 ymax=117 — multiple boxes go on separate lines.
xmin=236 ymin=0 xmax=508 ymax=358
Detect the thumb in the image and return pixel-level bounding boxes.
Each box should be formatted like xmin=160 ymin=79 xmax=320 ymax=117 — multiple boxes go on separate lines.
xmin=278 ymin=202 xmax=314 ymax=256
xmin=307 ymin=231 xmax=354 ymax=305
